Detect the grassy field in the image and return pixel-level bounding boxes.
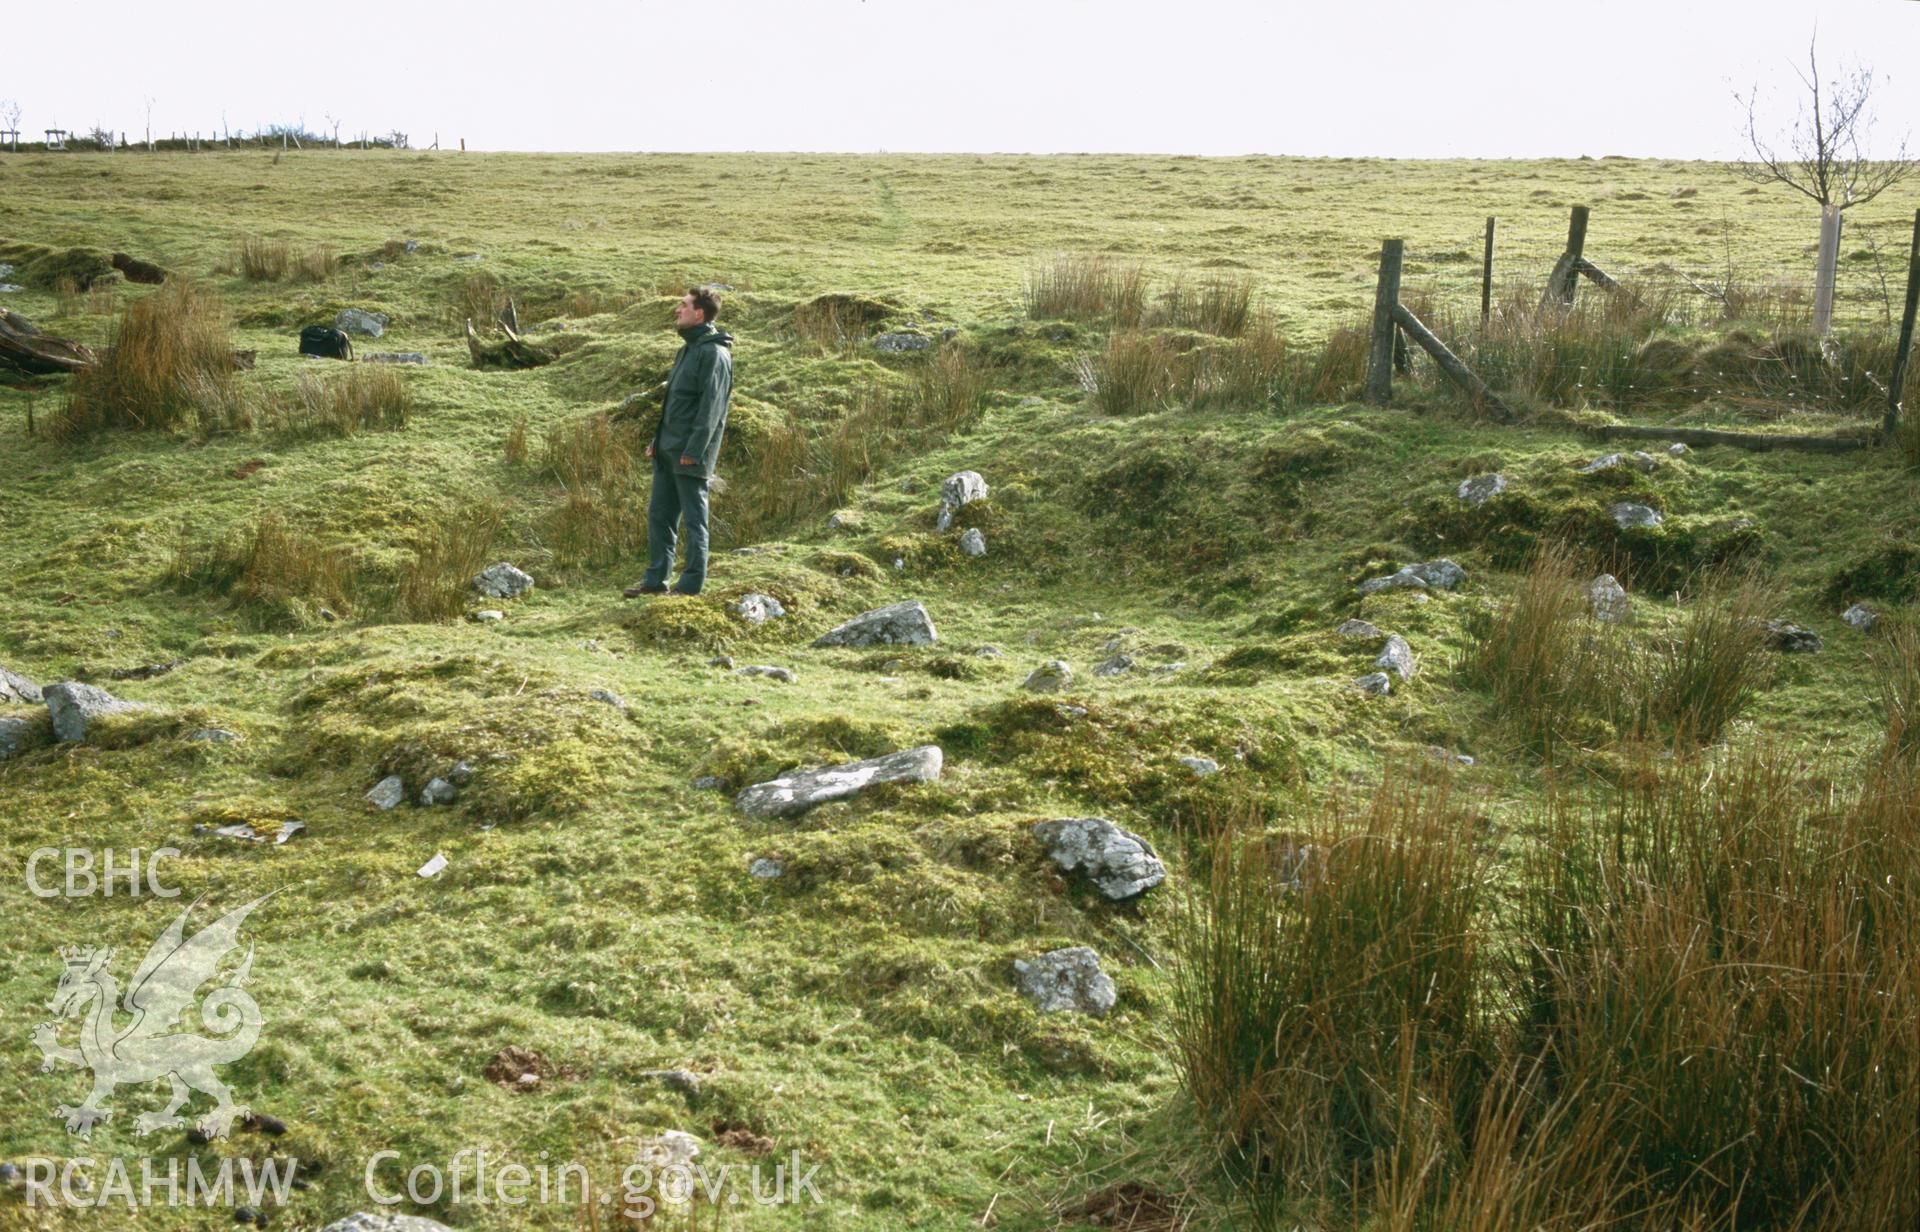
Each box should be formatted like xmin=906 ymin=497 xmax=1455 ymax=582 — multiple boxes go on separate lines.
xmin=0 ymin=150 xmax=1915 ymax=1231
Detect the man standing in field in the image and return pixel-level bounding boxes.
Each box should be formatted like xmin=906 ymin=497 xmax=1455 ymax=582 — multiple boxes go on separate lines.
xmin=625 ymin=287 xmax=734 ymax=598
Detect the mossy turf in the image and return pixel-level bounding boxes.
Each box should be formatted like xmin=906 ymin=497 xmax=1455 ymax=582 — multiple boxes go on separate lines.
xmin=0 ymin=151 xmax=1914 ymax=1230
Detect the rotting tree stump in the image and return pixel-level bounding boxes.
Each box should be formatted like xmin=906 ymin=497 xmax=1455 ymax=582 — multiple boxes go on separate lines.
xmin=0 ymin=307 xmax=96 ymax=375
xmin=466 ymin=318 xmax=553 ymax=370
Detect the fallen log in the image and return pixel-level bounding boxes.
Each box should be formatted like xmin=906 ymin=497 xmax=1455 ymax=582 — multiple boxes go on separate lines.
xmin=0 ymin=306 xmax=97 ymax=375
xmin=1586 ymin=423 xmax=1874 ymax=454
xmin=466 ymin=318 xmax=552 ymax=370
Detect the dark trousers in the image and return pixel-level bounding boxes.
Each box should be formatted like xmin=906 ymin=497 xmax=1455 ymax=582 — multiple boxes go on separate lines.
xmin=643 ymin=458 xmax=710 ymax=594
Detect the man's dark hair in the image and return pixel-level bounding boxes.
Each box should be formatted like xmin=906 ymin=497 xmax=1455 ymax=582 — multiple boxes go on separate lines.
xmin=689 ymin=286 xmax=722 ymax=323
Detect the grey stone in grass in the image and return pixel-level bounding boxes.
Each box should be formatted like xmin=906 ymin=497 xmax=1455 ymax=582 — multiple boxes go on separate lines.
xmin=1429 ymin=746 xmax=1476 ymax=767
xmin=813 ymin=601 xmax=937 ymax=648
xmin=707 ymin=656 xmax=735 ymax=669
xmin=959 ymin=527 xmax=987 ymax=557
xmin=1151 ymin=662 xmax=1186 ymax=676
xmin=1336 ymin=619 xmax=1383 ymax=639
xmin=935 ymin=470 xmax=988 ymax=532
xmin=366 ymin=775 xmax=406 ymax=810
xmin=472 ymin=562 xmax=534 ymax=599
xmin=449 ymin=760 xmax=476 ymax=786
xmin=1579 ymin=451 xmax=1658 ymax=475
xmin=1093 ymin=654 xmax=1134 ymax=678
xmin=873 ymin=331 xmax=931 ymax=353
xmin=1354 ymin=672 xmax=1393 ymax=696
xmin=1358 ymin=559 xmax=1466 ymax=595
xmin=735 ymin=665 xmax=797 ymax=683
xmin=419 ymin=778 xmax=457 ymax=806
xmin=1457 ymin=472 xmax=1507 ymax=506
xmin=1375 ymin=635 xmax=1416 ymax=680
xmin=0 ymin=284 xmax=22 ymax=294
xmin=334 ymin=308 xmax=388 ymax=337
xmin=320 ymin=1216 xmax=455 ymax=1232
xmin=1180 ymin=756 xmax=1220 ymax=776
xmin=1588 ymin=574 xmax=1630 ymax=623
xmin=44 ymin=682 xmax=144 ymax=743
xmin=186 ymin=728 xmax=241 ymax=743
xmin=636 ymin=1068 xmax=703 ymax=1096
xmin=363 ymin=352 xmax=425 ymax=365
xmin=1 ymin=713 xmax=51 ymax=760
xmin=693 ymin=775 xmax=725 ymax=791
xmin=1 ymin=665 xmax=42 ymax=705
xmin=1842 ymin=603 xmax=1878 ymax=633
xmin=1023 ymin=660 xmax=1073 ymax=692
xmin=734 ymin=593 xmax=787 ymax=624
xmin=590 ymin=688 xmax=625 ymax=707
xmin=1033 ymin=817 xmax=1165 ymax=900
xmin=1667 ymin=442 xmax=1690 ymax=457
xmin=735 ymin=745 xmax=943 ymax=819
xmin=1754 ymin=620 xmax=1823 ymax=653
xmin=472 ymin=610 xmax=504 ymax=622
xmin=1610 ymin=502 xmax=1663 ymax=529
xmin=748 ymin=857 xmax=784 ymax=879
xmin=972 ymin=644 xmax=1004 ymax=659
xmin=1013 ymin=947 xmax=1116 ymax=1015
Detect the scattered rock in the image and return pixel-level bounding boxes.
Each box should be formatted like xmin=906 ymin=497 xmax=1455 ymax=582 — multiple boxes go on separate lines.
xmin=363 ymin=351 xmax=425 ymax=364
xmin=735 ymin=745 xmax=944 ymax=818
xmin=1013 ymin=947 xmax=1116 ymax=1015
xmin=366 ymin=775 xmax=406 ymax=810
xmin=1457 ymin=472 xmax=1507 ymax=506
xmin=1579 ymin=451 xmax=1658 ymax=474
xmin=1336 ymin=619 xmax=1383 ymax=639
xmin=1179 ymin=756 xmax=1220 ymax=776
xmin=196 ymin=819 xmax=303 ymax=845
xmin=319 ymin=1212 xmax=455 ymax=1232
xmin=636 ymin=1068 xmax=703 ymax=1096
xmin=735 ymin=665 xmax=798 ymax=683
xmin=1610 ymin=502 xmax=1663 ymax=529
xmin=1358 ymin=559 xmax=1466 ymax=595
xmin=1093 ymin=653 xmax=1134 ymax=678
xmin=334 ymin=308 xmax=388 ymax=337
xmin=706 ymin=655 xmax=736 ymax=669
xmin=1588 ymin=573 xmax=1630 ymax=622
xmin=1 ymin=665 xmax=42 ymax=705
xmin=1375 ymin=635 xmax=1416 ymax=680
xmin=1354 ymin=672 xmax=1393 ymax=696
xmin=0 ymin=284 xmax=24 ymax=294
xmin=484 ymin=1045 xmax=557 ymax=1092
xmin=186 ymin=728 xmax=242 ymax=743
xmin=417 ymin=852 xmax=448 ymax=878
xmin=825 ymin=510 xmax=856 ymax=531
xmin=1023 ymin=660 xmax=1073 ymax=692
xmin=935 ymin=470 xmax=988 ymax=532
xmin=972 ymin=644 xmax=1004 ymax=658
xmin=693 ymin=775 xmax=725 ymax=791
xmin=472 ymin=561 xmax=534 ymax=599
xmin=471 ymin=609 xmax=504 ymax=622
xmin=958 ymin=527 xmax=987 ymax=557
xmin=1429 ymin=746 xmax=1476 ymax=767
xmin=1056 ymin=703 xmax=1089 ymax=718
xmin=1151 ymin=662 xmax=1186 ymax=676
xmin=873 ymin=331 xmax=931 ymax=353
xmin=1033 ymin=817 xmax=1166 ymax=900
xmin=813 ymin=600 xmax=938 ymax=648
xmin=43 ymin=682 xmax=143 ymax=742
xmin=1667 ymin=442 xmax=1690 ymax=457
xmin=1842 ymin=603 xmax=1878 ymax=632
xmin=1 ymin=713 xmax=52 ymax=760
xmin=108 ymin=661 xmax=179 ymax=681
xmin=748 ymin=857 xmax=784 ymax=879
xmin=715 ymin=1124 xmax=776 ymax=1155
xmin=419 ymin=777 xmax=457 ymax=806
xmin=589 ymin=688 xmax=624 ymax=708
xmin=1754 ymin=620 xmax=1823 ymax=653
xmin=734 ymin=593 xmax=787 ymax=623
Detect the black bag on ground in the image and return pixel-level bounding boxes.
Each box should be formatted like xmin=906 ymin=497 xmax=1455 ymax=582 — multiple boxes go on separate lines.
xmin=299 ymin=325 xmax=353 ymax=360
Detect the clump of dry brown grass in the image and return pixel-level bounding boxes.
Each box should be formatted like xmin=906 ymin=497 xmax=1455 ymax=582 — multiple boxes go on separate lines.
xmin=504 ymin=415 xmax=530 ymax=465
xmin=1025 ymin=254 xmax=1147 ymax=326
xmin=1156 ymin=273 xmax=1255 ymax=337
xmin=537 ymin=413 xmax=650 ymax=567
xmin=238 ymin=237 xmax=289 ymax=281
xmin=272 ymin=367 xmax=412 ymax=438
xmin=56 ymin=280 xmax=244 ymax=437
xmin=1089 ymin=330 xmax=1183 ymax=416
xmin=384 ymin=509 xmax=504 ymax=623
xmin=168 ymin=513 xmax=357 ymax=629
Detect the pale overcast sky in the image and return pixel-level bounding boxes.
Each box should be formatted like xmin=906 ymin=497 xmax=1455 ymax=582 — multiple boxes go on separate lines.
xmin=8 ymin=0 xmax=1917 ymax=157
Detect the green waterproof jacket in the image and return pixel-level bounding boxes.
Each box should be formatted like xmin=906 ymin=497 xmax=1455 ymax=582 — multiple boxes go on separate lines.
xmin=652 ymin=322 xmax=735 ymax=478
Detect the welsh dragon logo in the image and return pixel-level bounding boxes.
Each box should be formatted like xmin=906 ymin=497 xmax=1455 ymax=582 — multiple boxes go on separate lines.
xmin=31 ymin=895 xmax=272 ymax=1140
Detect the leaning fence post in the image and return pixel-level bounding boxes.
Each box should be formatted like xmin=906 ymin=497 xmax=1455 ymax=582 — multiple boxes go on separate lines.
xmin=1884 ymin=208 xmax=1920 ymax=443
xmin=1542 ymin=205 xmax=1590 ymax=308
xmin=1482 ymin=216 xmax=1496 ymax=326
xmin=1365 ymin=239 xmax=1405 ymax=406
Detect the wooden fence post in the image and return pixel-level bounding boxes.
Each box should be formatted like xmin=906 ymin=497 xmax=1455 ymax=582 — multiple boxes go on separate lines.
xmin=1365 ymin=239 xmax=1405 ymax=405
xmin=1814 ymin=203 xmax=1844 ymax=337
xmin=1884 ymin=208 xmax=1920 ymax=442
xmin=1543 ymin=205 xmax=1590 ymax=307
xmin=1481 ymin=216 xmax=1495 ymax=326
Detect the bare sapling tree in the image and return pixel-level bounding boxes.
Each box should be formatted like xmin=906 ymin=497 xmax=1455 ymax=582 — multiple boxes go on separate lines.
xmin=1738 ymin=34 xmax=1915 ymax=335
xmin=1 ymin=98 xmax=22 ymax=151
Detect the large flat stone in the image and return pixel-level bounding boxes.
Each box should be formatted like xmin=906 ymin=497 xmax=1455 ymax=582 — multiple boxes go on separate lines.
xmin=735 ymin=745 xmax=943 ymax=818
xmin=813 ymin=601 xmax=937 ymax=648
xmin=43 ymin=682 xmax=143 ymax=742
